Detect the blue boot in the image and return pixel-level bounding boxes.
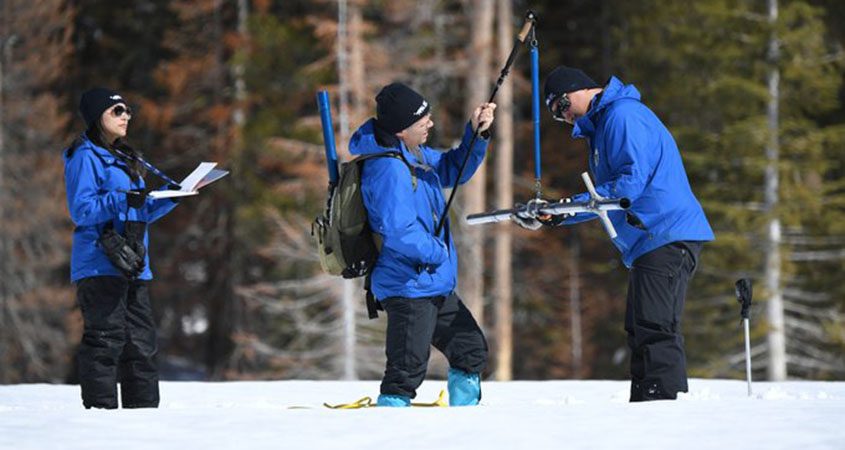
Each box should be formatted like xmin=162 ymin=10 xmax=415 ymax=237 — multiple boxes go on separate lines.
xmin=376 ymin=394 xmax=411 ymax=407
xmin=448 ymin=368 xmax=481 ymax=406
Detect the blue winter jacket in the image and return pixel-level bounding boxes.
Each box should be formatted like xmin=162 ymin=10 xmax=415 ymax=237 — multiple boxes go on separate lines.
xmin=349 ymin=119 xmax=488 ymax=300
xmin=64 ymin=134 xmax=179 ymax=282
xmin=566 ymin=76 xmax=714 ymax=267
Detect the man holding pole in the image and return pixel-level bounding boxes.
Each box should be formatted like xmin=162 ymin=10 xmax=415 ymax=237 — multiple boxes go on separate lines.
xmin=515 ymin=66 xmax=715 ymax=401
xmin=349 ymin=82 xmax=496 ymax=407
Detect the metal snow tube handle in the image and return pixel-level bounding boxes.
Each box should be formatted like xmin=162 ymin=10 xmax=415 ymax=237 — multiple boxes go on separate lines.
xmin=464 ymin=172 xmax=630 ymax=239
xmin=465 ymin=197 xmax=630 ymax=225
xmin=317 ymin=90 xmax=340 ymax=186
xmin=542 ymin=197 xmax=631 ymax=215
xmin=581 ymin=172 xmax=620 ymax=239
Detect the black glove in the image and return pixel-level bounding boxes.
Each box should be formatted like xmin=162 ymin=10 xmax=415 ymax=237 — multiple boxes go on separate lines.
xmin=98 ymin=227 xmax=144 ymax=279
xmin=123 ymin=221 xmax=147 ymax=265
xmin=538 ymin=197 xmax=575 ymax=227
xmin=417 ymin=240 xmax=448 ymax=273
xmin=126 ymin=188 xmax=151 ymax=209
xmin=512 ymin=212 xmax=542 ymax=230
xmin=159 ymin=183 xmax=184 ymax=204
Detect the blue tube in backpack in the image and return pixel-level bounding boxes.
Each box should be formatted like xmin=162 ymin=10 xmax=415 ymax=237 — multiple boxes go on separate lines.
xmin=316 ymin=90 xmax=340 ymax=185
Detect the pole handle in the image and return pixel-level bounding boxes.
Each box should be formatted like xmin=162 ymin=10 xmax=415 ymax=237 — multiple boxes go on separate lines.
xmin=735 ymin=278 xmax=753 ymax=320
xmin=517 ymin=10 xmax=536 ymax=42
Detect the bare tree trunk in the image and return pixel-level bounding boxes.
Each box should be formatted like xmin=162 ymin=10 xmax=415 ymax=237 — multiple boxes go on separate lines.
xmin=459 ymin=0 xmax=493 ymax=326
xmin=222 ymin=0 xmax=249 ymax=378
xmin=492 ymin=0 xmax=513 ymax=381
xmin=337 ymin=0 xmax=357 ymax=380
xmin=233 ymin=0 xmax=248 ymax=130
xmin=0 ymin=0 xmax=74 ymax=382
xmin=0 ymin=38 xmax=5 ymax=195
xmin=765 ymin=0 xmax=787 ymax=381
xmin=348 ymin=2 xmax=366 ymax=128
xmin=336 ymin=0 xmax=353 ymax=163
xmin=600 ymin=0 xmax=612 ymax=75
xmin=206 ymin=0 xmax=236 ymax=377
xmin=0 ymin=30 xmax=8 ymax=383
xmin=569 ymin=231 xmax=582 ymax=378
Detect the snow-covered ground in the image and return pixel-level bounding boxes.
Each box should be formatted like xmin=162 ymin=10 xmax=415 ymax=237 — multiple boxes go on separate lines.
xmin=1 ymin=379 xmax=843 ymax=449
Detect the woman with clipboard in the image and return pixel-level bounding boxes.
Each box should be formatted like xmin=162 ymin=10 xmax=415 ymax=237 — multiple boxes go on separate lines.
xmin=63 ymin=88 xmax=180 ymax=409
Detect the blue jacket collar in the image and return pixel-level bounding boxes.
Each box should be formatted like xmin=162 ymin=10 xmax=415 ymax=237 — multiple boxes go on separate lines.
xmin=68 ymin=133 xmax=119 ymax=165
xmin=572 ymin=76 xmax=641 ymax=139
xmin=349 ymin=119 xmax=428 ymax=167
xmin=350 ymin=119 xmax=399 ymax=156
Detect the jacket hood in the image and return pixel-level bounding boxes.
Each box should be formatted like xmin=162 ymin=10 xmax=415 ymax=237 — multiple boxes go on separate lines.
xmin=593 ymin=76 xmax=641 ymax=112
xmin=64 ymin=132 xmax=116 ymax=165
xmin=573 ymin=76 xmax=641 ymax=138
xmin=349 ymin=119 xmax=399 ymax=156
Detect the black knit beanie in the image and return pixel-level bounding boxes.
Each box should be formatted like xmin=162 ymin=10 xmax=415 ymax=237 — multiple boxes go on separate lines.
xmin=375 ymin=82 xmax=431 ymax=134
xmin=543 ymin=66 xmax=599 ymax=110
xmin=79 ymin=87 xmax=125 ymax=129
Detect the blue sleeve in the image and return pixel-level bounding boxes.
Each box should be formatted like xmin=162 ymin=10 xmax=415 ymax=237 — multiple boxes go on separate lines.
xmin=65 ymin=151 xmax=127 ymax=226
xmin=363 ymin=158 xmax=448 ymax=266
xmin=563 ymin=108 xmax=653 ymax=225
xmin=435 ymin=122 xmax=489 ymax=186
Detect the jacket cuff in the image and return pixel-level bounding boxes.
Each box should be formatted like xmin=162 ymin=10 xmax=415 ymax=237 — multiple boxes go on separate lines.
xmin=114 ymin=191 xmax=128 ymax=210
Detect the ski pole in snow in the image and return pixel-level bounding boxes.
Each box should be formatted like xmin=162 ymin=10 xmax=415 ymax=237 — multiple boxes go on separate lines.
xmin=735 ymin=278 xmax=753 ymax=396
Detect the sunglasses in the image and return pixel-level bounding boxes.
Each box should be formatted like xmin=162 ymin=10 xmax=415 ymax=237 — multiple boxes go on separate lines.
xmin=111 ymin=104 xmax=133 ymax=118
xmin=551 ymin=93 xmax=571 ymax=122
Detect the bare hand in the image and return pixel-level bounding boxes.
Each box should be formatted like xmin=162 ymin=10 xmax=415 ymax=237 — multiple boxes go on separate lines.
xmin=471 ymin=102 xmax=497 ymax=132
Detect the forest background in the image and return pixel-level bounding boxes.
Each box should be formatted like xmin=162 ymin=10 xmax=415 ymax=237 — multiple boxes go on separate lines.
xmin=1 ymin=0 xmax=844 ymax=385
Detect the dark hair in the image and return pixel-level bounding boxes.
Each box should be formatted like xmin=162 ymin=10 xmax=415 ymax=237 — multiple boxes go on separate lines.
xmin=65 ymin=121 xmax=146 ymax=181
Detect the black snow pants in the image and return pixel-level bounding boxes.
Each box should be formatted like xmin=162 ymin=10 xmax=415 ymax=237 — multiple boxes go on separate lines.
xmin=380 ymin=292 xmax=488 ymax=399
xmin=76 ymin=276 xmax=159 ymax=409
xmin=626 ymin=241 xmax=702 ymax=402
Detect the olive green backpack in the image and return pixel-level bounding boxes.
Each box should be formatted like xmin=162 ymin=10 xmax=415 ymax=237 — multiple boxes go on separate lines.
xmin=312 ymin=152 xmax=416 ymax=317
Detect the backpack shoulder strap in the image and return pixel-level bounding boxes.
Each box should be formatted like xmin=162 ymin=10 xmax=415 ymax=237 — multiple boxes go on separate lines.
xmin=354 ymin=151 xmax=417 ymax=190
xmin=364 ymin=274 xmax=382 ymax=320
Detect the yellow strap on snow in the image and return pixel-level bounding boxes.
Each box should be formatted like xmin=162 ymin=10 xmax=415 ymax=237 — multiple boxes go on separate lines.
xmin=323 ymin=396 xmax=375 ymax=409
xmin=411 ymin=390 xmax=447 ymax=407
xmin=322 ymin=389 xmax=447 ymax=409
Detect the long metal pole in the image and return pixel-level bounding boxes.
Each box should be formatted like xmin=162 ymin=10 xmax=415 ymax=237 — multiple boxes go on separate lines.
xmin=530 ymin=35 xmax=541 ymax=198
xmin=434 ymin=11 xmax=535 ymax=237
xmin=735 ymin=278 xmax=754 ymax=397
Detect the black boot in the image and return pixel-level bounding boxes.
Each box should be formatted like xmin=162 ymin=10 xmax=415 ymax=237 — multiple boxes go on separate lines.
xmin=630 ymin=379 xmax=677 ymax=402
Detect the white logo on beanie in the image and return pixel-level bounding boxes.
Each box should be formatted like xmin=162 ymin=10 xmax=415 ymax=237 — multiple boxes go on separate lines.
xmin=413 ymin=100 xmax=428 ymax=116
xmin=110 ymin=95 xmax=122 ymax=101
